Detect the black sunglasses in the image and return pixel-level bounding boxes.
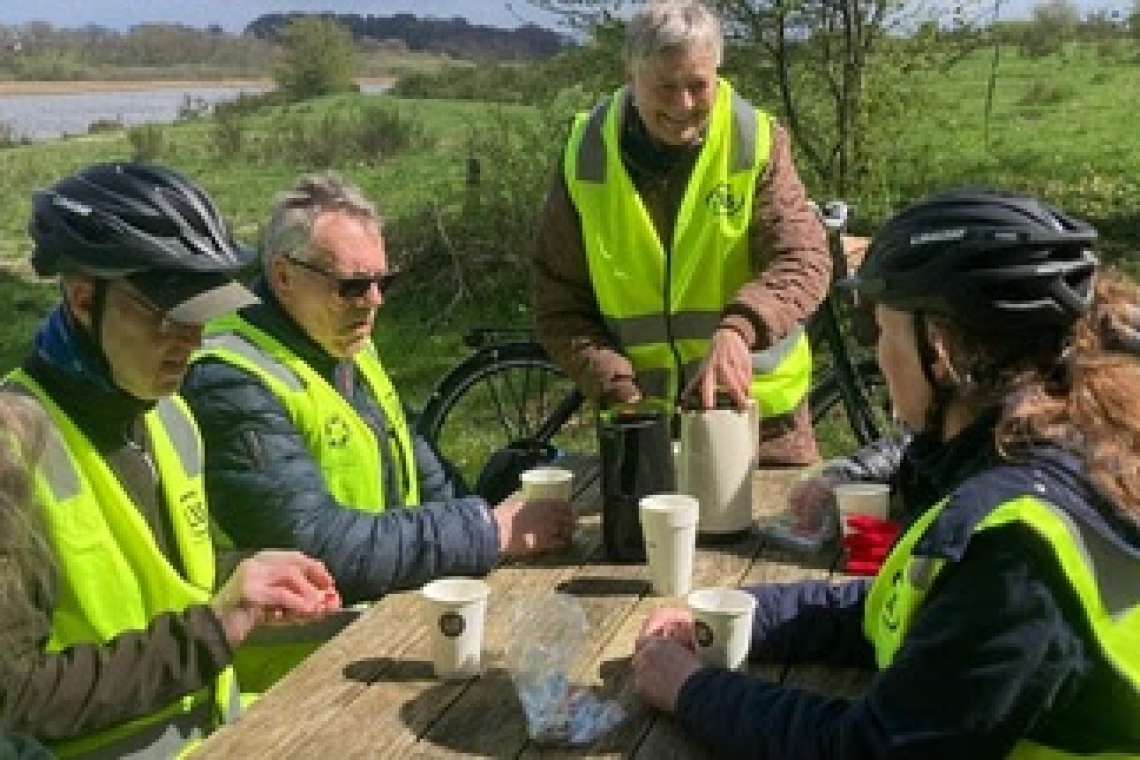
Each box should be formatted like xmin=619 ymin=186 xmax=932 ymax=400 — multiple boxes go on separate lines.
xmin=284 ymin=255 xmax=400 ymax=299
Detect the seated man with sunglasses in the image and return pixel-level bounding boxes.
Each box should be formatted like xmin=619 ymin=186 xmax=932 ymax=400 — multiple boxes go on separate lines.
xmin=182 ymin=172 xmax=574 ymax=691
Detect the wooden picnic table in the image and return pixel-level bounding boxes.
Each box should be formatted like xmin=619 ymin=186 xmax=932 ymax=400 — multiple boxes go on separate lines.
xmin=196 ymin=466 xmax=871 ymax=758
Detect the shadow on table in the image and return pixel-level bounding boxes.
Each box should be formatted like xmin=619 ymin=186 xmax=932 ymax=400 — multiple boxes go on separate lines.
xmin=556 ymin=576 xmax=650 ymax=597
xmin=398 ymin=666 xmax=531 ymax=754
xmin=342 ymin=656 xmax=435 ymax=684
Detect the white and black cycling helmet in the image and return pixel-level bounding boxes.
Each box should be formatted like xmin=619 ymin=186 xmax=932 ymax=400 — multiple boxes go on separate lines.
xmin=30 ymin=162 xmax=257 ymax=324
xmin=844 ymin=189 xmax=1098 ymax=331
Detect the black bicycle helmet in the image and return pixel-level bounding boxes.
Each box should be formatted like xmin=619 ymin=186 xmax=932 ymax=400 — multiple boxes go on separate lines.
xmin=844 ymin=190 xmax=1098 ymax=331
xmin=29 ymin=162 xmax=255 ymax=278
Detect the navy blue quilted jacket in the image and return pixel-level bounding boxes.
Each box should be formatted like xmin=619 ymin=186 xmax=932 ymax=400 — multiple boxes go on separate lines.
xmin=181 ymin=280 xmax=499 ymax=605
xmin=675 ymin=416 xmax=1140 ymax=758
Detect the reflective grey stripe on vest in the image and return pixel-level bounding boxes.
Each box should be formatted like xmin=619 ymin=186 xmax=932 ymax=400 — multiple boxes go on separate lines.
xmin=70 ymin=700 xmax=212 ymax=760
xmin=575 ymin=87 xmax=758 ymax=183
xmin=202 ymin=333 xmax=304 ymax=391
xmin=575 ymin=97 xmax=613 ymax=183
xmin=1033 ymin=500 xmax=1140 ymax=621
xmin=907 ymin=556 xmax=940 ymax=591
xmin=41 ymin=428 xmax=81 ymax=502
xmin=729 ymin=91 xmax=758 ymax=173
xmin=154 ymin=398 xmax=202 ymax=479
xmin=219 ymin=672 xmax=241 ymax=724
xmin=751 ymin=326 xmax=805 ymax=374
xmin=0 ymin=383 xmax=81 ymax=501
xmin=605 ymin=312 xmax=803 ymax=374
xmin=31 ymin=399 xmax=201 ymax=501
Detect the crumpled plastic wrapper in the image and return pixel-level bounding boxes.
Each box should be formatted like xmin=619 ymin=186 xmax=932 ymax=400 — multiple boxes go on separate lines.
xmin=503 ymin=591 xmax=626 ymax=746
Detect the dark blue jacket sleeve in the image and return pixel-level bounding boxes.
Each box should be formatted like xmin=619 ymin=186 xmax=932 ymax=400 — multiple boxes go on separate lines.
xmin=745 ymin=578 xmax=874 ymax=669
xmin=411 ymin=426 xmax=463 ymax=502
xmin=181 ymin=359 xmax=500 ymax=606
xmin=675 ymin=528 xmax=1095 ymax=759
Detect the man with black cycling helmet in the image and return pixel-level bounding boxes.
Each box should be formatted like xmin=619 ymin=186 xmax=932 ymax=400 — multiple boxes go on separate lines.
xmin=1 ymin=163 xmax=341 ymax=758
xmin=630 ymin=189 xmax=1140 ymax=758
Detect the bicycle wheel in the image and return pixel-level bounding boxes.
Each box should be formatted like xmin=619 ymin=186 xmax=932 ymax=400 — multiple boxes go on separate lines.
xmin=810 ymin=358 xmax=894 ymax=458
xmin=416 ymin=342 xmax=594 ymax=487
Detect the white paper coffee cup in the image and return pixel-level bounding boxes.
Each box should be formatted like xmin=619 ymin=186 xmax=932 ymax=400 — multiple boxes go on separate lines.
xmin=834 ymin=482 xmax=891 ymax=534
xmin=520 ymin=466 xmax=573 ymax=502
xmin=639 ymin=494 xmax=699 ymax=597
xmin=420 ymin=577 xmax=490 ymax=680
xmin=687 ymin=587 xmax=757 ymax=671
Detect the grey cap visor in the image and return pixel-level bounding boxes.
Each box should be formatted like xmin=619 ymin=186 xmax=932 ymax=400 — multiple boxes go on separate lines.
xmin=128 ymin=271 xmax=259 ymax=325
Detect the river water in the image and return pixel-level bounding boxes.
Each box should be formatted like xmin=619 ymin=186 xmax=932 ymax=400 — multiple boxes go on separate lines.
xmin=0 ymin=82 xmax=390 ymax=142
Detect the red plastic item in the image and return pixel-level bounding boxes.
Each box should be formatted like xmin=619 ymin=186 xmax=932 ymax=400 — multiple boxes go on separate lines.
xmin=842 ymin=516 xmax=902 ymax=575
xmin=844 ymin=514 xmax=901 ymax=540
xmin=844 ymin=558 xmax=885 ymax=576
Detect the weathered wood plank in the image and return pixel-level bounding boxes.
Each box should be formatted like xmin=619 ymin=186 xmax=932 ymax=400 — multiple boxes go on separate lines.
xmin=196 ymin=464 xmax=875 ymax=758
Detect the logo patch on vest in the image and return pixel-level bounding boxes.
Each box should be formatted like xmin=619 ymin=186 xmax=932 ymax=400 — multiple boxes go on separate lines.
xmin=180 ymin=492 xmax=209 ymax=540
xmin=323 ymin=414 xmax=351 ymax=448
xmin=705 ymin=183 xmax=744 ymax=216
xmin=882 ymin=568 xmax=904 ymax=632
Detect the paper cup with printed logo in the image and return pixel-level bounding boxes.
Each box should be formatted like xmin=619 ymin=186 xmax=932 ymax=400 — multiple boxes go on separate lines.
xmin=833 ymin=482 xmax=891 ymax=535
xmin=420 ymin=578 xmax=490 ymax=680
xmin=687 ymin=587 xmax=757 ymax=671
xmin=520 ymin=466 xmax=573 ymax=502
xmin=638 ymin=494 xmax=699 ymax=596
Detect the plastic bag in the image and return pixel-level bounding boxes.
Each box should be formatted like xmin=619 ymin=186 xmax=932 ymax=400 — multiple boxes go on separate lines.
xmin=758 ymin=469 xmax=840 ymax=552
xmin=503 ymin=591 xmax=626 ymax=746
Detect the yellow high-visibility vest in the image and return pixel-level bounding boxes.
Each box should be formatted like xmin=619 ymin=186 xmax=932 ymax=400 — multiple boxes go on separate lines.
xmin=564 ymin=79 xmax=811 ymax=416
xmin=865 ymin=494 xmax=1140 ymax=758
xmin=5 ymin=370 xmax=239 ymax=759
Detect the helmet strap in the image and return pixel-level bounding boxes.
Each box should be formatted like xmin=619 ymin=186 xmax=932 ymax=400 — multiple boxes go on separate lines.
xmin=89 ymin=279 xmax=110 ymax=354
xmin=913 ymin=311 xmax=956 ymax=435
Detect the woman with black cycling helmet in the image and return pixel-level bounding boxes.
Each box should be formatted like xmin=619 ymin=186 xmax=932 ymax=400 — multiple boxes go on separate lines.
xmin=2 ymin=163 xmax=341 ymax=757
xmin=630 ymin=189 xmax=1140 ymax=758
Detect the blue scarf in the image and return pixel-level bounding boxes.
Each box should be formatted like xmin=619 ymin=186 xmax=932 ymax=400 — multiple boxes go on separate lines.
xmin=33 ymin=305 xmax=119 ymax=395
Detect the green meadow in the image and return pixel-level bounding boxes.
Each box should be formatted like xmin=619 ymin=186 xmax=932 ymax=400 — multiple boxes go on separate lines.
xmin=0 ymin=42 xmax=1136 ymax=462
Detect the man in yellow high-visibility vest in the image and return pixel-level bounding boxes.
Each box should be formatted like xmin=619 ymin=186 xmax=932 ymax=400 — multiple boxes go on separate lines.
xmin=533 ymin=0 xmax=831 ymax=465
xmin=2 ymin=163 xmax=341 ymax=758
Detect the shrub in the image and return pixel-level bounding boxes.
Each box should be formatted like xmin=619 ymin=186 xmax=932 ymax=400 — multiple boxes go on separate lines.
xmin=127 ymin=124 xmax=165 ymax=162
xmin=176 ymin=93 xmax=212 ymax=122
xmin=87 ymin=118 xmax=124 ymax=135
xmin=212 ymin=108 xmax=244 ymax=159
xmin=250 ymin=102 xmax=431 ymax=168
xmin=274 ymin=17 xmax=358 ymax=102
xmin=0 ymin=122 xmax=28 ymax=149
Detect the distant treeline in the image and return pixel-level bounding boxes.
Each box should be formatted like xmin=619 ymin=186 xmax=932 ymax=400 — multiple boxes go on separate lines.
xmin=244 ymin=13 xmax=571 ymax=60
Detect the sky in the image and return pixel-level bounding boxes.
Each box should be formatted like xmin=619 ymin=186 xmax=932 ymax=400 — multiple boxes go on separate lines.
xmin=0 ymin=1 xmax=557 ymax=32
xmin=0 ymin=0 xmax=1131 ymax=33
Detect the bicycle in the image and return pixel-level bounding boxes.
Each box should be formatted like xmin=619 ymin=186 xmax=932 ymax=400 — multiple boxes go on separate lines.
xmin=416 ymin=201 xmax=891 ymax=488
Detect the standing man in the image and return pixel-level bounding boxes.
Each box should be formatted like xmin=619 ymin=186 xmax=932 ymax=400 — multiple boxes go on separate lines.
xmin=533 ymin=0 xmax=831 ymax=464
xmin=182 ymin=172 xmax=574 ymax=688
xmin=3 ymin=163 xmax=340 ymax=757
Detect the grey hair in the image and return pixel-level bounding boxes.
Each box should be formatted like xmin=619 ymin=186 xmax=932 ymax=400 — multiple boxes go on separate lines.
xmin=625 ymin=1 xmax=723 ymax=69
xmin=262 ymin=171 xmax=380 ymax=268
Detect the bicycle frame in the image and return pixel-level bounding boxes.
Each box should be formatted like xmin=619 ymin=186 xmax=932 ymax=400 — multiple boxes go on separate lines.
xmin=807 ymin=201 xmax=885 ymax=446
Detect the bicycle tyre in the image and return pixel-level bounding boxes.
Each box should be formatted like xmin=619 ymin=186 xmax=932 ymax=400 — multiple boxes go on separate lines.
xmin=416 ymin=342 xmax=591 ymax=486
xmin=809 ymin=358 xmax=893 ymax=456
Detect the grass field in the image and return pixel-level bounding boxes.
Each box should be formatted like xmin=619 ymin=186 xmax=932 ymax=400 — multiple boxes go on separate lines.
xmin=0 ymin=42 xmax=1136 ymax=463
